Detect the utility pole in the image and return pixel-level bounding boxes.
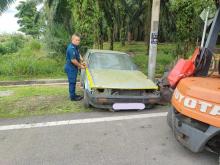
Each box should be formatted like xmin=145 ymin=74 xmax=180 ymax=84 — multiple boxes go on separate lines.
xmin=148 ymin=0 xmax=161 ymax=81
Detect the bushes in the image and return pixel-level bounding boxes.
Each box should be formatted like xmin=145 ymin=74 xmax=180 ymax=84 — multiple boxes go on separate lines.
xmin=0 ymin=55 xmax=63 ymax=77
xmin=44 ymin=24 xmax=70 ymax=56
xmin=0 ymin=34 xmax=42 ymax=56
xmin=0 ymin=35 xmax=65 ymax=79
xmin=17 ymin=39 xmax=42 ymax=57
xmin=0 ymin=34 xmax=27 ymax=55
xmin=0 ymin=37 xmax=176 ymax=80
xmin=29 ymin=40 xmax=41 ymax=51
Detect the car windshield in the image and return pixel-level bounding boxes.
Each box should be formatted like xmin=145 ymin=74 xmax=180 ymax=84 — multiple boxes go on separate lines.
xmin=89 ymin=52 xmax=137 ymax=70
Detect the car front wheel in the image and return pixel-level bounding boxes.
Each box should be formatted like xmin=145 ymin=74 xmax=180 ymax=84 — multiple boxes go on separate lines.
xmin=83 ymin=90 xmax=90 ymax=108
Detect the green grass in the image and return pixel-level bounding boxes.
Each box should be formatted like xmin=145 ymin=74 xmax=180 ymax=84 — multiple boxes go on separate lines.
xmin=0 ymin=75 xmax=66 ymax=81
xmin=0 ymin=85 xmax=91 ymax=118
xmin=0 ymin=40 xmax=176 ymax=81
xmin=0 ymin=38 xmax=66 ymax=81
xmin=0 ymin=34 xmax=27 ymax=55
xmin=102 ymin=42 xmax=176 ymax=76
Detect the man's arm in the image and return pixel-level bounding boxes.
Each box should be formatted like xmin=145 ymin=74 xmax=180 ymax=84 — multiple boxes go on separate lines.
xmin=71 ymin=59 xmax=85 ymax=69
xmin=69 ymin=48 xmax=86 ymax=69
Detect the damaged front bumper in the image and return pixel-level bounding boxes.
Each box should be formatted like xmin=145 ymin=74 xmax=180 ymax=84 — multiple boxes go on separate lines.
xmin=167 ymin=107 xmax=220 ymax=153
xmin=85 ymin=89 xmax=160 ymax=109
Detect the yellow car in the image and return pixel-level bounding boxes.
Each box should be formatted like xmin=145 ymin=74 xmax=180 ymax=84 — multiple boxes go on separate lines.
xmin=80 ymin=49 xmax=159 ymax=111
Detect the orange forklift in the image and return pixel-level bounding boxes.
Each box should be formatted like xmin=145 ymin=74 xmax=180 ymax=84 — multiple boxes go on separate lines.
xmin=166 ymin=4 xmax=220 ymax=154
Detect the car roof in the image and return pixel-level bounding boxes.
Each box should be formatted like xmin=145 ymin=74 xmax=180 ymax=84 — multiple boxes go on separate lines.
xmin=88 ymin=49 xmax=127 ymax=55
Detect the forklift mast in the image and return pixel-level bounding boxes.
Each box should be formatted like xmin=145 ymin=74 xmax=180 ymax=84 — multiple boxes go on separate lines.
xmin=195 ymin=6 xmax=220 ymax=76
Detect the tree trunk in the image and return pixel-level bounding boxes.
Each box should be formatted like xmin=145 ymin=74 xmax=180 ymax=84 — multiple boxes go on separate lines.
xmin=120 ymin=27 xmax=126 ymax=46
xmin=109 ymin=24 xmax=114 ymax=50
xmin=100 ymin=35 xmax=103 ymax=49
xmin=98 ymin=17 xmax=104 ymax=49
xmin=128 ymin=31 xmax=132 ymax=44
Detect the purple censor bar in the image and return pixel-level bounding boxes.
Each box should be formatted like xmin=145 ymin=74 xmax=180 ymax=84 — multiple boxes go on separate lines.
xmin=113 ymin=103 xmax=145 ymax=110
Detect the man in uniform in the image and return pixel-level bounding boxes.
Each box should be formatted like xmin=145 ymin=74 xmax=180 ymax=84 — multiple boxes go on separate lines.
xmin=64 ymin=34 xmax=86 ymax=101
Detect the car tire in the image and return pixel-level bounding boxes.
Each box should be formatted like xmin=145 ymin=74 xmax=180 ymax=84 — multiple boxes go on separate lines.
xmin=145 ymin=104 xmax=154 ymax=109
xmin=109 ymin=108 xmax=116 ymax=112
xmin=83 ymin=90 xmax=90 ymax=108
xmin=80 ymin=80 xmax=84 ymax=88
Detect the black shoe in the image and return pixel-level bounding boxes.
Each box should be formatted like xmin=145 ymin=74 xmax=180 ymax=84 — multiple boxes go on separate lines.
xmin=75 ymin=95 xmax=83 ymax=100
xmin=70 ymin=96 xmax=83 ymax=101
xmin=75 ymin=95 xmax=82 ymax=98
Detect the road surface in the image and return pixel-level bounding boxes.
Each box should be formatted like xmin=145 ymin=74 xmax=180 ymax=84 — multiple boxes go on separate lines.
xmin=0 ymin=107 xmax=219 ymax=165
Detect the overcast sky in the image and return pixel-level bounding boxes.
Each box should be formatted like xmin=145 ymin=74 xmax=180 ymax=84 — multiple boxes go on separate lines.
xmin=0 ymin=0 xmax=25 ymax=34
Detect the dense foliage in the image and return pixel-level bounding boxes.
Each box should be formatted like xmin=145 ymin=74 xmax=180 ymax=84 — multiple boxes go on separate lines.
xmin=10 ymin=0 xmax=217 ymax=57
xmin=1 ymin=0 xmax=219 ymax=79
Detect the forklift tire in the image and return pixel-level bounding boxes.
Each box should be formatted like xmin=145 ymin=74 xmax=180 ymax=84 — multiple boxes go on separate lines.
xmin=83 ymin=90 xmax=90 ymax=108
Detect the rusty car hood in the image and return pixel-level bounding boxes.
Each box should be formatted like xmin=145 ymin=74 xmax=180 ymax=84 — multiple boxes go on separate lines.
xmin=88 ymin=69 xmax=158 ymax=90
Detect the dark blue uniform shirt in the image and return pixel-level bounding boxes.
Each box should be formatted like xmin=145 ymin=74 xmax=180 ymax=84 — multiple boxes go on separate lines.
xmin=64 ymin=43 xmax=80 ymax=99
xmin=65 ymin=43 xmax=80 ymax=70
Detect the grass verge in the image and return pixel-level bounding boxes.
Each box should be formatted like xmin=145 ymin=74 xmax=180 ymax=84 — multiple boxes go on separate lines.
xmin=1 ymin=41 xmax=176 ymax=80
xmin=0 ymin=85 xmax=91 ymax=118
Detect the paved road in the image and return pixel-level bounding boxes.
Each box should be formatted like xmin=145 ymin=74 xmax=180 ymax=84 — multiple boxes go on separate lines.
xmin=0 ymin=107 xmax=219 ymax=165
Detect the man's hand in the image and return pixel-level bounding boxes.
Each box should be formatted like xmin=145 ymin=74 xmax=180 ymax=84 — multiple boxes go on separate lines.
xmin=80 ymin=63 xmax=87 ymax=69
xmin=71 ymin=59 xmax=87 ymax=69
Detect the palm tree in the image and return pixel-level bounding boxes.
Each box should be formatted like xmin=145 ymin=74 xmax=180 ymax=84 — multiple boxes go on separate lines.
xmin=98 ymin=0 xmax=116 ymax=50
xmin=0 ymin=0 xmax=15 ymax=14
xmin=215 ymin=0 xmax=220 ymax=7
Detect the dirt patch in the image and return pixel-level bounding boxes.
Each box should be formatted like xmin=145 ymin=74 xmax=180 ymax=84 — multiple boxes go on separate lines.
xmin=14 ymin=95 xmax=66 ymax=111
xmin=0 ymin=90 xmax=14 ymax=97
